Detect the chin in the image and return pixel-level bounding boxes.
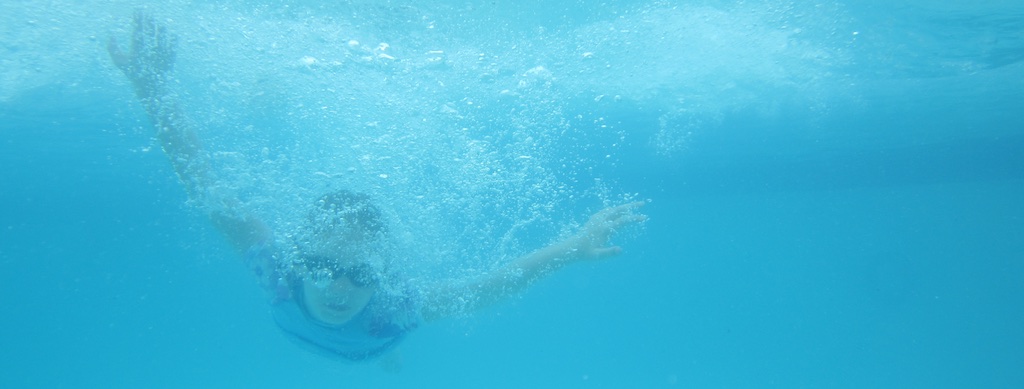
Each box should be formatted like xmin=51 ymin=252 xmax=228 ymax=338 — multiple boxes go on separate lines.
xmin=318 ymin=308 xmax=358 ymax=324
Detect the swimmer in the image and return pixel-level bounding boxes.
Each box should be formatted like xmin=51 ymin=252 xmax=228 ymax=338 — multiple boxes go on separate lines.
xmin=109 ymin=11 xmax=646 ymax=362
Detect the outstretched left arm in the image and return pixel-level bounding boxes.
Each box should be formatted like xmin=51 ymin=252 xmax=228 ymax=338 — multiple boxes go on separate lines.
xmin=421 ymin=201 xmax=647 ymax=321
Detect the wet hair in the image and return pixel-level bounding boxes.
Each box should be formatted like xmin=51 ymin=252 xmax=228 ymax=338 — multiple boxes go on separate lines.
xmin=296 ymin=190 xmax=387 ymax=290
xmin=306 ymin=189 xmax=386 ymax=240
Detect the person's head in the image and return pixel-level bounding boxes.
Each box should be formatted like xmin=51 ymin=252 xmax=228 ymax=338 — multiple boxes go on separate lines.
xmin=298 ymin=190 xmax=387 ymax=324
xmin=306 ymin=190 xmax=386 ymax=252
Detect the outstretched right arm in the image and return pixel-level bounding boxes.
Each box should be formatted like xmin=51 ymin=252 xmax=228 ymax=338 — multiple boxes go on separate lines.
xmin=109 ymin=12 xmax=271 ymax=253
xmin=108 ymin=12 xmax=205 ymax=204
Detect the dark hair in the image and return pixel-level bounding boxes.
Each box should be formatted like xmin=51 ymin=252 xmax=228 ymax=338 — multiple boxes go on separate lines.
xmin=307 ymin=189 xmax=386 ymax=240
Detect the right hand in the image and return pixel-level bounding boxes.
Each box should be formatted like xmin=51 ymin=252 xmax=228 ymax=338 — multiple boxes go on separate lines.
xmin=108 ymin=11 xmax=177 ymax=99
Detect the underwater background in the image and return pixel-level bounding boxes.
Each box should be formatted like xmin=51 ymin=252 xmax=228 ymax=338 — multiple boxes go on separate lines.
xmin=1 ymin=0 xmax=1022 ymax=387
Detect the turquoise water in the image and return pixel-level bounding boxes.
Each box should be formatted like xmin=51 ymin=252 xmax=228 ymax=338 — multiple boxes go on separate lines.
xmin=2 ymin=1 xmax=1023 ymax=387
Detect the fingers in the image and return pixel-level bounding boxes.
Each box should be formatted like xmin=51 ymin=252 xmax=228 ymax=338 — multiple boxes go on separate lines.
xmin=157 ymin=25 xmax=178 ymax=70
xmin=598 ymin=201 xmax=644 ymax=218
xmin=122 ymin=10 xmax=178 ymax=77
xmin=610 ymin=213 xmax=647 ymax=231
xmin=131 ymin=10 xmax=148 ymax=56
xmin=575 ymin=202 xmax=645 ymax=260
xmin=599 ymin=201 xmax=647 ymax=228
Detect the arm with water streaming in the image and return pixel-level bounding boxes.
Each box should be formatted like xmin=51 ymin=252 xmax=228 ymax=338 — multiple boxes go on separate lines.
xmin=108 ymin=12 xmax=272 ymax=253
xmin=420 ymin=201 xmax=646 ymax=321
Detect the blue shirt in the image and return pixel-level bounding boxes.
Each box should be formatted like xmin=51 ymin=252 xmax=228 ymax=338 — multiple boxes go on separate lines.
xmin=271 ymin=281 xmax=422 ymax=361
xmin=246 ymin=243 xmax=421 ymax=361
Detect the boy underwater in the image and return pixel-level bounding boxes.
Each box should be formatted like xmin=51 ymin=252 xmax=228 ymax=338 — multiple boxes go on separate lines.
xmin=108 ymin=12 xmax=646 ymax=362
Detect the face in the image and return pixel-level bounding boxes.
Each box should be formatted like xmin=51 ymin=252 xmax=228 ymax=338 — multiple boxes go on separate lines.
xmin=301 ymin=274 xmax=376 ymax=325
xmin=300 ymin=211 xmax=384 ymax=325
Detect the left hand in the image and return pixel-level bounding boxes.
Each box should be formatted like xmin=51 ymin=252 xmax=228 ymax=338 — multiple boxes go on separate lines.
xmin=570 ymin=201 xmax=647 ymax=260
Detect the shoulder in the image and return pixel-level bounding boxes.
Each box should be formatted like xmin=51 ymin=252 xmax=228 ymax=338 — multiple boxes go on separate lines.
xmin=369 ymin=276 xmax=424 ymax=327
xmin=242 ymin=240 xmax=290 ymax=294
